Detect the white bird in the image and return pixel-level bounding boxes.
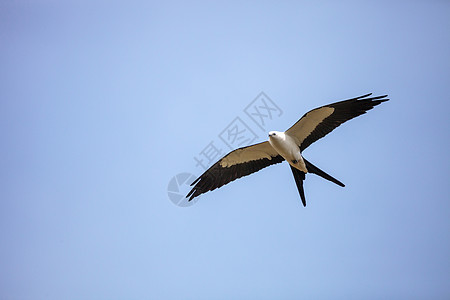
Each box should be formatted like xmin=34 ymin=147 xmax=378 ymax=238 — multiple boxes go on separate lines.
xmin=187 ymin=93 xmax=388 ymax=206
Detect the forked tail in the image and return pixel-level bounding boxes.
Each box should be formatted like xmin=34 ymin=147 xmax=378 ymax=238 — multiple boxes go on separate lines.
xmin=304 ymin=158 xmax=345 ymax=187
xmin=290 ymin=165 xmax=307 ymax=207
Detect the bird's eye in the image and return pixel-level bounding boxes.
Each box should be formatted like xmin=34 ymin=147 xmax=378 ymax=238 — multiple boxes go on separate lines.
xmin=273 ymin=133 xmax=276 ymax=136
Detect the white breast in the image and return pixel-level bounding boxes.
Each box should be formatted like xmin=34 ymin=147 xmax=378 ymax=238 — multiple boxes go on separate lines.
xmin=268 ymin=131 xmax=307 ymax=172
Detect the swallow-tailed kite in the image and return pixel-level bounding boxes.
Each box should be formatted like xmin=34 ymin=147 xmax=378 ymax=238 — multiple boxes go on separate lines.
xmin=187 ymin=93 xmax=388 ymax=206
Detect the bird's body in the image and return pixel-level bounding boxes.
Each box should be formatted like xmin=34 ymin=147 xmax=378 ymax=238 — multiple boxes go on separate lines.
xmin=268 ymin=131 xmax=307 ymax=172
xmin=186 ymin=93 xmax=389 ymax=206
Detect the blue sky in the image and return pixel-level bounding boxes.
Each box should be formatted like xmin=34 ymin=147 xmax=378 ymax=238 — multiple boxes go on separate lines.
xmin=1 ymin=1 xmax=449 ymax=299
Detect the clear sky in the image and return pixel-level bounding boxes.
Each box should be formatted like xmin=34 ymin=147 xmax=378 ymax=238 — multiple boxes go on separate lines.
xmin=1 ymin=1 xmax=449 ymax=299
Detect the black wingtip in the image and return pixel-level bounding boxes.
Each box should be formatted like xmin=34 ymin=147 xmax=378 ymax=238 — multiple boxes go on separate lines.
xmin=186 ymin=188 xmax=194 ymax=199
xmin=370 ymin=94 xmax=389 ymax=101
xmin=358 ymin=93 xmax=389 ymax=102
xmin=190 ymin=176 xmax=201 ymax=186
xmin=359 ymin=93 xmax=373 ymax=99
xmin=186 ymin=190 xmax=199 ymax=201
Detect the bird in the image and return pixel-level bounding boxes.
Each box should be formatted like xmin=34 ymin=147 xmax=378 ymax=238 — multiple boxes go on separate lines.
xmin=186 ymin=93 xmax=388 ymax=206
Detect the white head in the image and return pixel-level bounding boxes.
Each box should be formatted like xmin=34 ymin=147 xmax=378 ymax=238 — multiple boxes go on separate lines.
xmin=268 ymin=130 xmax=285 ymax=141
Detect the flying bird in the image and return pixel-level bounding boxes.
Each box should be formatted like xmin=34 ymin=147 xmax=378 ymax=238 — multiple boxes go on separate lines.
xmin=186 ymin=93 xmax=388 ymax=206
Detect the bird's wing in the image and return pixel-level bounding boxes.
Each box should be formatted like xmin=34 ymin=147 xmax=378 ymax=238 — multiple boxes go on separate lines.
xmin=285 ymin=93 xmax=389 ymax=152
xmin=187 ymin=141 xmax=284 ymax=201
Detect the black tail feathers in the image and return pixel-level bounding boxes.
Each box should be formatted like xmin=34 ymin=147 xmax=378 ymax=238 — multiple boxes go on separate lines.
xmin=289 ymin=158 xmax=344 ymax=207
xmin=303 ymin=158 xmax=345 ymax=187
xmin=290 ymin=165 xmax=307 ymax=207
